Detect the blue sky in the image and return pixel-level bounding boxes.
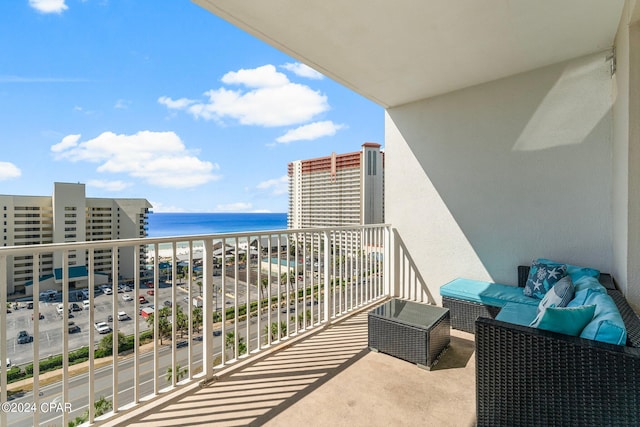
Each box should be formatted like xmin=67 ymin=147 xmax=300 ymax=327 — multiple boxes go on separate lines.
xmin=0 ymin=0 xmax=383 ymax=213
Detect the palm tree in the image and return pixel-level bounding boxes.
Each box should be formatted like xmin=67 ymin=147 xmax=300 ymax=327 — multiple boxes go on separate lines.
xmin=166 ymin=364 xmax=188 ymax=383
xmin=225 ymin=331 xmax=246 ymax=359
xmin=191 ymin=306 xmax=203 ymax=333
xmin=265 ymin=321 xmax=287 ymax=341
xmin=260 ymin=277 xmax=269 ymax=300
xmin=68 ymin=396 xmax=112 ymax=427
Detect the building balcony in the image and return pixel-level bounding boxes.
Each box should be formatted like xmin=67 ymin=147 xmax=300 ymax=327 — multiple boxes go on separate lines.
xmin=103 ymin=305 xmax=476 ymax=427
xmin=3 ymin=224 xmax=451 ymax=426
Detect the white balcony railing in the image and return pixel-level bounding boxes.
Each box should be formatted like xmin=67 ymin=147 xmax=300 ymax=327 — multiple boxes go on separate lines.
xmin=0 ymin=224 xmax=392 ymax=426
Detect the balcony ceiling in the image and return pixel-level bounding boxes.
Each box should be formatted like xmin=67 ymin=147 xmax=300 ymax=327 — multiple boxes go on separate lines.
xmin=193 ymin=0 xmax=624 ymax=108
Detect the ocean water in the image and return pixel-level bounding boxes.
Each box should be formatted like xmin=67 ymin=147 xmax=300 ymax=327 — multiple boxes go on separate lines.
xmin=146 ymin=212 xmax=288 ymax=238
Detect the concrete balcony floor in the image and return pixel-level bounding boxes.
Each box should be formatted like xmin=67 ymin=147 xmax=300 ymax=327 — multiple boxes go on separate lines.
xmin=112 ymin=304 xmax=476 ymax=427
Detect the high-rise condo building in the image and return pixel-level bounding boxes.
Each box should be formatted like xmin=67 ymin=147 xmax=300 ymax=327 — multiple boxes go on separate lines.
xmin=0 ymin=182 xmax=152 ymax=297
xmin=288 ymin=143 xmax=384 ymax=229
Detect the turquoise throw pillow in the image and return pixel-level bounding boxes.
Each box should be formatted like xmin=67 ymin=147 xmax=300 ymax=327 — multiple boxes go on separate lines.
xmin=524 ymin=261 xmax=567 ymax=299
xmin=537 ymin=275 xmax=574 ymax=314
xmin=530 ymin=305 xmax=596 ymax=336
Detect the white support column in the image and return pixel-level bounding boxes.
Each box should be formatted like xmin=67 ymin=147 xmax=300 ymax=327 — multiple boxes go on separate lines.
xmin=32 ymin=253 xmax=40 ymax=427
xmin=323 ymin=231 xmax=330 ymax=322
xmin=0 ymin=256 xmax=6 ymax=427
xmin=202 ymin=239 xmax=214 ymax=379
xmin=111 ymin=246 xmax=118 ymax=413
xmin=386 ymin=226 xmax=393 ymax=298
xmin=62 ymin=250 xmax=70 ymax=427
xmin=88 ymin=249 xmax=95 ymax=423
xmin=132 ymin=246 xmax=140 ymax=402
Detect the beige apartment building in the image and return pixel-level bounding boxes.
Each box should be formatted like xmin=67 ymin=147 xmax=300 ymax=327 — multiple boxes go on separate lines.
xmin=0 ymin=182 xmax=151 ymax=297
xmin=288 ymin=143 xmax=384 ymax=229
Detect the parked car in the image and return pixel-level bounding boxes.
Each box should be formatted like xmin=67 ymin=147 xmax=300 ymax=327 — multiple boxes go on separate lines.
xmin=122 ymin=294 xmax=133 ymax=302
xmin=17 ymin=330 xmax=33 ymax=344
xmin=139 ymin=295 xmax=148 ymax=304
xmin=147 ymin=290 xmax=154 ymax=296
xmin=68 ymin=321 xmax=80 ymax=334
xmin=117 ymin=311 xmax=129 ymax=320
xmin=6 ymin=358 xmax=10 ymax=367
xmin=83 ymin=300 xmax=91 ymax=310
xmin=176 ymin=340 xmax=188 ymax=348
xmin=94 ymin=322 xmax=111 ymax=334
xmin=70 ymin=303 xmax=82 ymax=312
xmin=103 ymin=287 xmax=113 ymax=295
xmin=32 ymin=312 xmax=44 ymax=320
xmin=163 ymin=300 xmax=172 ymax=307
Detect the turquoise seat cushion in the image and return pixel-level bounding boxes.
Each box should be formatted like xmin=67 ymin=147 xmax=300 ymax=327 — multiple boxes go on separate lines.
xmin=530 ymin=305 xmax=596 ymax=336
xmin=496 ymin=302 xmax=538 ymax=327
xmin=440 ymin=278 xmax=539 ymax=308
xmin=568 ymin=289 xmax=627 ymax=345
xmin=536 ymin=258 xmax=600 ymax=282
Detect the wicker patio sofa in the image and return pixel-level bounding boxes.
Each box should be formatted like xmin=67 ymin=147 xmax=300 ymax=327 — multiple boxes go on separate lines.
xmin=475 ymin=267 xmax=640 ymax=426
xmin=442 ymin=266 xmax=615 ymax=333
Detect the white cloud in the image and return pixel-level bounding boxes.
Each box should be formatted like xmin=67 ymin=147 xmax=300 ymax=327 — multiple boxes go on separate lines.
xmin=256 ymin=176 xmax=288 ymax=196
xmin=281 ymin=62 xmax=324 ymax=80
xmin=87 ymin=180 xmax=132 ymax=192
xmin=221 ymin=65 xmax=289 ymax=88
xmin=51 ymin=131 xmax=220 ymax=189
xmin=159 ymin=64 xmax=329 ymax=127
xmin=276 ymin=121 xmax=345 ymax=143
xmin=158 ymin=96 xmax=195 ymax=110
xmin=51 ymin=134 xmax=81 ymax=152
xmin=216 ymin=202 xmax=253 ymax=212
xmin=29 ymin=0 xmax=68 ymax=14
xmin=0 ymin=162 xmax=21 ymax=180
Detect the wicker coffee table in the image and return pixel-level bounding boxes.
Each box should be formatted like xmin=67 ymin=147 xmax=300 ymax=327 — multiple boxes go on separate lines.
xmin=368 ymin=299 xmax=450 ymax=370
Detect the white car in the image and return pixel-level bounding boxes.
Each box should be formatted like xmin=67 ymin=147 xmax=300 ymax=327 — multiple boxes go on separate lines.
xmin=117 ymin=311 xmax=129 ymax=320
xmin=103 ymin=287 xmax=113 ymax=295
xmin=83 ymin=300 xmax=91 ymax=310
xmin=94 ymin=322 xmax=112 ymax=334
xmin=122 ymin=294 xmax=133 ymax=302
xmin=6 ymin=358 xmax=10 ymax=368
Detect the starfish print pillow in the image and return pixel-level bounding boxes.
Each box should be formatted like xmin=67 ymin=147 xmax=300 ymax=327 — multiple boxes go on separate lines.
xmin=523 ymin=261 xmax=567 ymax=299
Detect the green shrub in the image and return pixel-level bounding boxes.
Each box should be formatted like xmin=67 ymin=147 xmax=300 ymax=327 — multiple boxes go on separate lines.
xmin=7 ymin=366 xmax=25 ymax=382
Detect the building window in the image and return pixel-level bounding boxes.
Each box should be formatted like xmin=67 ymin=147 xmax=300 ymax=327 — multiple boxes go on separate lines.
xmin=372 ymin=151 xmax=377 ymax=175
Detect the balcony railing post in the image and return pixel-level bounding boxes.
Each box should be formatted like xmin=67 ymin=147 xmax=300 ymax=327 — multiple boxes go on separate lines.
xmin=323 ymin=231 xmax=330 ymax=322
xmin=202 ymin=238 xmax=214 ymax=379
xmin=386 ymin=226 xmax=394 ymax=297
xmin=0 ymin=255 xmax=6 ymax=427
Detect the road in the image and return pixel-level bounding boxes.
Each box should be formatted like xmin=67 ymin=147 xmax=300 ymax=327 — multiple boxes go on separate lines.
xmin=6 ymin=306 xmax=296 ymax=427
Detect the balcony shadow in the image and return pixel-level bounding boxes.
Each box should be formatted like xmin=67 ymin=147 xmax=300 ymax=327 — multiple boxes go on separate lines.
xmin=121 ymin=308 xmax=477 ymax=427
xmin=430 ymin=332 xmax=475 ymax=370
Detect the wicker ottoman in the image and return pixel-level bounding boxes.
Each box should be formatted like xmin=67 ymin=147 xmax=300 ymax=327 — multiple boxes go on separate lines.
xmin=368 ymin=299 xmax=450 ymax=370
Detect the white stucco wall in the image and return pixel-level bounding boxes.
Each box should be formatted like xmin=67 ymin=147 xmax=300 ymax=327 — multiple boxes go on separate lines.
xmin=612 ymin=1 xmax=640 ymax=310
xmin=386 ymin=52 xmax=615 ymax=304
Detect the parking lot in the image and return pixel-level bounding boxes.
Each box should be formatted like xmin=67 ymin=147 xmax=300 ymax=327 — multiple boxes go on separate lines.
xmin=4 ymin=270 xmax=282 ymax=368
xmin=4 ymin=283 xmax=193 ymax=367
